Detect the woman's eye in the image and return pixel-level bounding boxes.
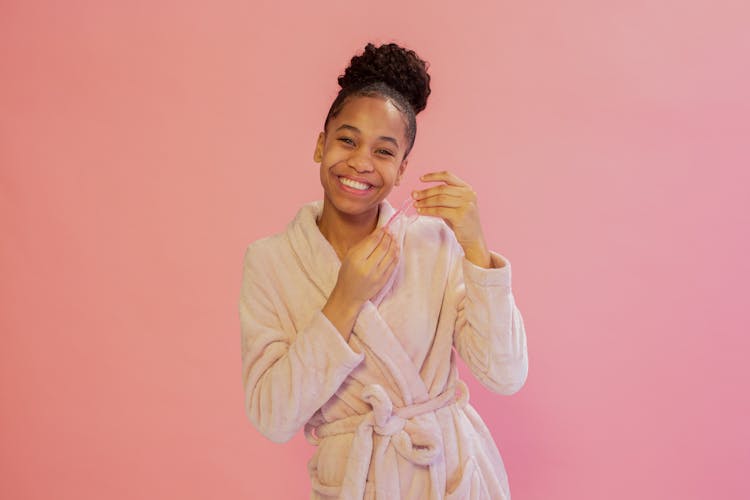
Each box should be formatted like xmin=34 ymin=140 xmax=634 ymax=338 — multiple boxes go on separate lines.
xmin=377 ymin=149 xmax=395 ymax=157
xmin=338 ymin=137 xmax=355 ymax=146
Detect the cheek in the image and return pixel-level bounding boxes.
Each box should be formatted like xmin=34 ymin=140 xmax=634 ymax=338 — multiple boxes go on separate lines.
xmin=322 ymin=147 xmax=347 ymax=167
xmin=383 ymin=162 xmax=401 ymax=181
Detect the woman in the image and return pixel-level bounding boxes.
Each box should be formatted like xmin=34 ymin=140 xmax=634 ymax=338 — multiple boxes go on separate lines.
xmin=239 ymin=42 xmax=528 ymax=499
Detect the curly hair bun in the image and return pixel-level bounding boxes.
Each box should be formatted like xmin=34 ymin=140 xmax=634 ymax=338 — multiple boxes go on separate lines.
xmin=338 ymin=42 xmax=431 ymax=114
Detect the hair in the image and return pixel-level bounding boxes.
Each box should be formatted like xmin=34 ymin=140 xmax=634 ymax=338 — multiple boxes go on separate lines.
xmin=323 ymin=42 xmax=431 ymax=159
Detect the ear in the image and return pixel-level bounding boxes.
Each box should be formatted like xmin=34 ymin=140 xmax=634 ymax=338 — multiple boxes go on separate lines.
xmin=395 ymin=158 xmax=408 ymax=186
xmin=313 ymin=132 xmax=325 ymax=163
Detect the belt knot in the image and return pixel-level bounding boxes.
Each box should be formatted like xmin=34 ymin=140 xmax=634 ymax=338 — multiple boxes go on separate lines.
xmin=306 ymin=380 xmax=470 ymax=499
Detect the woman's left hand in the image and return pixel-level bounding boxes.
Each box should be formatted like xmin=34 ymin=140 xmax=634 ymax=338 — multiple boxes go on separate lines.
xmin=412 ymin=171 xmax=492 ymax=268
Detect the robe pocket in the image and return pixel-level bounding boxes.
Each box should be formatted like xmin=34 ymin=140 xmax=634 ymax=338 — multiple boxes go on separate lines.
xmin=312 ymin=433 xmax=354 ymax=487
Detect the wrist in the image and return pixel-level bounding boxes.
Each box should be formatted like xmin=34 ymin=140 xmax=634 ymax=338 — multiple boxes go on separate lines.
xmin=464 ymin=247 xmax=492 ymax=268
xmin=460 ymin=238 xmax=492 ymax=269
xmin=328 ymin=285 xmax=366 ymax=313
xmin=322 ymin=286 xmax=365 ymax=341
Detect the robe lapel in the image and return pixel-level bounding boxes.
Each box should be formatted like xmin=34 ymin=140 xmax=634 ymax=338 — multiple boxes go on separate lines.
xmin=286 ymin=200 xmax=430 ymax=406
xmin=285 ymin=201 xmax=340 ymax=298
xmin=353 ymin=302 xmax=430 ymax=406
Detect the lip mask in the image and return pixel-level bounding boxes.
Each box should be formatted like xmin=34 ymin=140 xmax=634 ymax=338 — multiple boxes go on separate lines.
xmin=384 ymin=195 xmax=419 ymax=241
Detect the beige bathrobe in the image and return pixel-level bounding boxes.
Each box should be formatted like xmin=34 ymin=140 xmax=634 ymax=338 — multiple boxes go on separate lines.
xmin=239 ymin=200 xmax=528 ymax=499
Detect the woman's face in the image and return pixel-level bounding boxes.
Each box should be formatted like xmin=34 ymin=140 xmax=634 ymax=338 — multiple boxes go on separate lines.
xmin=314 ymin=95 xmax=409 ymax=220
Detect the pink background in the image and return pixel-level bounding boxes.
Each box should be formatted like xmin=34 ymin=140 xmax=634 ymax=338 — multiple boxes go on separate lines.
xmin=2 ymin=1 xmax=748 ymax=499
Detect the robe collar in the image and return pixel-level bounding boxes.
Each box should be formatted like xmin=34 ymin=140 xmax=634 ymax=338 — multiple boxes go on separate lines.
xmin=285 ymin=199 xmax=398 ymax=304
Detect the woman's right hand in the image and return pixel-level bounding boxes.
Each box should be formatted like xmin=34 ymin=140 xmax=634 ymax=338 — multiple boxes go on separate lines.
xmin=322 ymin=228 xmax=399 ymax=340
xmin=335 ymin=227 xmax=400 ymax=305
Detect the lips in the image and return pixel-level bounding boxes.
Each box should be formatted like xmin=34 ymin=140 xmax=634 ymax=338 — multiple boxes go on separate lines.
xmin=338 ymin=176 xmax=374 ymax=191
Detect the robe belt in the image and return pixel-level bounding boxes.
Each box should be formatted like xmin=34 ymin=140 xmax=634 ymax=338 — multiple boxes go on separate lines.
xmin=305 ymin=380 xmax=469 ymax=499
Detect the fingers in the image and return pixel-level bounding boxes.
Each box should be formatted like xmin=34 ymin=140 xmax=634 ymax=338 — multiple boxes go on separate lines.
xmin=358 ymin=227 xmax=388 ymax=258
xmin=367 ymin=228 xmax=394 ymax=262
xmin=337 ymin=227 xmax=401 ymax=303
xmin=413 ymin=190 xmax=476 ymax=216
xmin=358 ymin=229 xmax=400 ymax=292
xmin=408 ymin=171 xmax=480 ymax=230
xmin=413 ymin=193 xmax=466 ymax=209
xmin=419 ymin=171 xmax=468 ymax=187
xmin=378 ymin=244 xmax=400 ymax=280
xmin=374 ymin=236 xmax=399 ymax=282
xmin=411 ymin=206 xmax=451 ymax=218
xmin=412 ymin=172 xmax=477 ymax=209
xmin=412 ymin=184 xmax=468 ymax=202
xmin=380 ymin=233 xmax=399 ymax=268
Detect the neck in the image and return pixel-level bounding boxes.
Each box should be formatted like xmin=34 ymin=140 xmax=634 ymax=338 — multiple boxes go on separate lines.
xmin=317 ymin=197 xmax=380 ymax=259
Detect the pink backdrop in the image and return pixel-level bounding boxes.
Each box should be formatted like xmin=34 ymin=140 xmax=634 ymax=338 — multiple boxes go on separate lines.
xmin=2 ymin=1 xmax=748 ymax=499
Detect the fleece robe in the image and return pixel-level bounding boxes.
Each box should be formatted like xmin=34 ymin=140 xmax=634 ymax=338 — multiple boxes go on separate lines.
xmin=239 ymin=199 xmax=528 ymax=499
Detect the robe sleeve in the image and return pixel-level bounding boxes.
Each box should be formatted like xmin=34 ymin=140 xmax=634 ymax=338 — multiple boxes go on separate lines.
xmin=239 ymin=243 xmax=365 ymax=443
xmin=450 ymin=244 xmax=529 ymax=395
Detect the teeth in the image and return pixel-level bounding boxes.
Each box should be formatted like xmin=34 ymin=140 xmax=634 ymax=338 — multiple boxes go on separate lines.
xmin=339 ymin=177 xmax=371 ymax=191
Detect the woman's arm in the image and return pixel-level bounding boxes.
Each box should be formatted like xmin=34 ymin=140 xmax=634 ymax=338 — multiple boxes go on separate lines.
xmin=450 ymin=248 xmax=529 ymax=395
xmin=321 ymin=227 xmax=400 ymax=341
xmin=412 ymin=170 xmax=528 ymax=394
xmin=239 ymin=244 xmax=364 ymax=443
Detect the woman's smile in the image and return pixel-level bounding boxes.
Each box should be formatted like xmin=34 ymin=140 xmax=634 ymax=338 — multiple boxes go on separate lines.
xmin=337 ymin=175 xmax=376 ymax=196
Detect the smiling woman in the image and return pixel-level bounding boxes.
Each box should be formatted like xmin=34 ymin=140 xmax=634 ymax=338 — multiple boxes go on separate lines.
xmin=314 ymin=95 xmax=410 ymax=258
xmin=239 ymin=42 xmax=529 ymax=499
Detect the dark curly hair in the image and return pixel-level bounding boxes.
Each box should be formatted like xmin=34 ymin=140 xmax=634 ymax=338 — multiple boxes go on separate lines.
xmin=323 ymin=42 xmax=431 ymax=159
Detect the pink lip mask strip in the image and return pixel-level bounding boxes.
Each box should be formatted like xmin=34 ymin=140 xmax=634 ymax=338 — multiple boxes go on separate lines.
xmin=384 ymin=196 xmax=416 ymax=229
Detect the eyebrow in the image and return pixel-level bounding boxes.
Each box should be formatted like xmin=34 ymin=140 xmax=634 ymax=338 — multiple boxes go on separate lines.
xmin=335 ymin=124 xmax=400 ymax=148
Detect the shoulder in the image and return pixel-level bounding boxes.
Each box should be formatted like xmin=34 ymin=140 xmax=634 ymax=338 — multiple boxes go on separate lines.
xmin=406 ymin=216 xmax=463 ymax=258
xmin=243 ymin=200 xmax=322 ymax=262
xmin=244 ymin=232 xmax=285 ymax=256
xmin=242 ymin=231 xmax=290 ymax=274
xmin=402 ymin=216 xmax=465 ymax=281
xmin=240 ymin=232 xmax=295 ymax=308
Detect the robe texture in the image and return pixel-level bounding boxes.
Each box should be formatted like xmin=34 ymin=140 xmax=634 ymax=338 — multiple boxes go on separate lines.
xmin=239 ymin=200 xmax=528 ymax=499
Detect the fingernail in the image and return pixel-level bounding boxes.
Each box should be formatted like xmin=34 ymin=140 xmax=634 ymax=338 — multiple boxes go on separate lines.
xmin=411 ymin=191 xmax=418 ymax=199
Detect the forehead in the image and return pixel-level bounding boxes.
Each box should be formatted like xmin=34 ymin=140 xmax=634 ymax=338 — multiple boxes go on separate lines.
xmin=329 ymin=96 xmax=407 ymax=140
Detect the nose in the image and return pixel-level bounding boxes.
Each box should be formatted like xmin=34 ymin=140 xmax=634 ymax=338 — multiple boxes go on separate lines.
xmin=347 ymin=148 xmax=374 ymax=173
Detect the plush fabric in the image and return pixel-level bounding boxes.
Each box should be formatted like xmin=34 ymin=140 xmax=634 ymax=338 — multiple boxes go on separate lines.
xmin=239 ymin=199 xmax=528 ymax=499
